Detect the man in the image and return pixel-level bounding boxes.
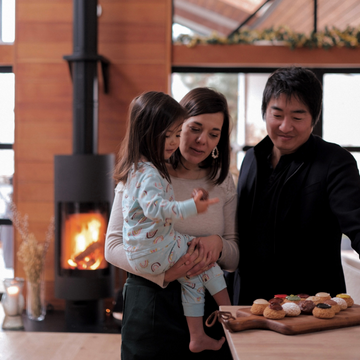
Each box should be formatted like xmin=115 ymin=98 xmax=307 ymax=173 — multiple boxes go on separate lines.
xmin=231 ymin=67 xmax=360 ymax=305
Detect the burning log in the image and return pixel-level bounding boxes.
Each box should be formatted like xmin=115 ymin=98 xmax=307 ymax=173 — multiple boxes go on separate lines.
xmin=74 ymin=241 xmax=102 ymax=262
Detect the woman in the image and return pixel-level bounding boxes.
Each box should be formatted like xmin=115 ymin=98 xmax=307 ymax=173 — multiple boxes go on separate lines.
xmin=105 ymin=87 xmax=238 ymax=360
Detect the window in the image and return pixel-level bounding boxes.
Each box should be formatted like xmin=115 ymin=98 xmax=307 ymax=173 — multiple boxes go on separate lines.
xmin=0 ymin=0 xmax=15 ymax=278
xmin=172 ymin=68 xmax=360 ymax=174
xmin=323 ymin=72 xmax=360 ymax=167
xmin=0 ymin=69 xmax=14 ymax=220
xmin=0 ymin=0 xmax=15 ymax=43
xmin=0 ymin=68 xmax=14 ymax=277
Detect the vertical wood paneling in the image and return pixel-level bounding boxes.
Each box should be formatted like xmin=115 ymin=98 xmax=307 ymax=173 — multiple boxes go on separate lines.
xmin=0 ymin=45 xmax=14 ymax=65
xmin=13 ymin=0 xmax=172 ymax=309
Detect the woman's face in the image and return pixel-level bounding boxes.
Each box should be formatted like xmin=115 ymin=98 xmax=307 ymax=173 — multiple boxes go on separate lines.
xmin=179 ymin=112 xmax=224 ymax=166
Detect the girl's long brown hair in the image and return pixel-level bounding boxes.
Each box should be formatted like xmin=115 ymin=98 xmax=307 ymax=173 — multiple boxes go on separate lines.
xmin=113 ymin=91 xmax=187 ymax=184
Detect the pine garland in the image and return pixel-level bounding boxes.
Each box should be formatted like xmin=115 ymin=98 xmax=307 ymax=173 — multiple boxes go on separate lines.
xmin=175 ymin=25 xmax=360 ymax=50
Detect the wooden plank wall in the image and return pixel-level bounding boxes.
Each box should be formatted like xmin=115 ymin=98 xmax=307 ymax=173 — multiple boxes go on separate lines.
xmin=0 ymin=45 xmax=14 ymax=65
xmin=172 ymin=44 xmax=360 ymax=68
xmin=13 ymin=0 xmax=172 ymax=309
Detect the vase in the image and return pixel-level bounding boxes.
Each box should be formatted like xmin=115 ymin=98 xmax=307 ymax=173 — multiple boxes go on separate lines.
xmin=26 ymin=276 xmax=46 ymax=321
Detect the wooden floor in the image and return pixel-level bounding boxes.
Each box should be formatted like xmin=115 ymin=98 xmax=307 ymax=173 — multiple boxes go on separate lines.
xmin=0 ymin=307 xmax=122 ymax=360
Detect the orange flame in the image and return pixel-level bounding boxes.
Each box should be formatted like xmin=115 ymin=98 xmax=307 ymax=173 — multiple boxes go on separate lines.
xmin=61 ymin=212 xmax=107 ymax=270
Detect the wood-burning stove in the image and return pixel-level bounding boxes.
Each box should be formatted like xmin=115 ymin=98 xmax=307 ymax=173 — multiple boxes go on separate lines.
xmin=54 ymin=0 xmax=114 ymax=329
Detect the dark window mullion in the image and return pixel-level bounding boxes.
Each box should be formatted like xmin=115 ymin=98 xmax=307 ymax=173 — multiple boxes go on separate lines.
xmin=343 ymin=147 xmax=360 ymax=152
xmin=0 ymin=219 xmax=12 ymax=225
xmin=0 ymin=144 xmax=13 ymax=149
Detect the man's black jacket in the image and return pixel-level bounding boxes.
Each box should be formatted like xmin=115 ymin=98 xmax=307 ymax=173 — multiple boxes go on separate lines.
xmin=231 ymin=134 xmax=360 ymax=305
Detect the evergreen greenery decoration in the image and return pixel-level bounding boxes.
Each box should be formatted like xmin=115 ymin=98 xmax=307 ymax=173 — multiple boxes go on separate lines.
xmin=175 ymin=25 xmax=360 ymax=50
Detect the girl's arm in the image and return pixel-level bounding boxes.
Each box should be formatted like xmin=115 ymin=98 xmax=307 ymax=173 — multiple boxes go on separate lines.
xmin=137 ymin=171 xmax=197 ymax=222
xmin=105 ymin=186 xmax=166 ymax=287
xmin=105 ymin=185 xmax=203 ymax=287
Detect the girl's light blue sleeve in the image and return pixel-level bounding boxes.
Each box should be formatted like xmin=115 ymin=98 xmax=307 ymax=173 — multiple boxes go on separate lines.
xmin=138 ymin=171 xmax=197 ymax=222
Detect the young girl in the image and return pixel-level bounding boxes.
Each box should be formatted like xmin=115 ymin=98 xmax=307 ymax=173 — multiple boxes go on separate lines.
xmin=114 ymin=91 xmax=231 ymax=353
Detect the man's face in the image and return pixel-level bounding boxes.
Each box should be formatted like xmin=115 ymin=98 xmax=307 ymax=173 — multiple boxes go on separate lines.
xmin=265 ymin=94 xmax=313 ymax=157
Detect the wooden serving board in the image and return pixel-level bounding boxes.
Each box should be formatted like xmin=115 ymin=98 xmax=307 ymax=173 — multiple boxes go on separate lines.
xmin=224 ymin=304 xmax=360 ymax=335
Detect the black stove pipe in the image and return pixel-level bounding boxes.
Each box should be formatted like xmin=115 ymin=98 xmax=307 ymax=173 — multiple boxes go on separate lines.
xmin=64 ymin=0 xmax=109 ymax=155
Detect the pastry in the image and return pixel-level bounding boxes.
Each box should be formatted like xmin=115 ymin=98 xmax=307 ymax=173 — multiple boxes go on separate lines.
xmin=306 ymin=295 xmax=322 ymax=305
xmin=336 ymin=293 xmax=354 ymax=307
xmin=269 ymin=298 xmax=284 ymax=305
xmin=331 ymin=297 xmax=347 ymax=310
xmin=316 ymin=292 xmax=331 ymax=302
xmin=299 ymin=300 xmax=315 ymax=315
xmin=263 ymin=302 xmax=286 ymax=320
xmin=312 ymin=303 xmax=336 ymax=319
xmin=324 ymin=299 xmax=341 ymax=314
xmin=274 ymin=294 xmax=287 ymax=302
xmin=282 ymin=302 xmax=301 ymax=317
xmin=250 ymin=299 xmax=269 ymax=316
xmin=297 ymin=293 xmax=310 ymax=300
xmin=284 ymin=294 xmax=301 ymax=304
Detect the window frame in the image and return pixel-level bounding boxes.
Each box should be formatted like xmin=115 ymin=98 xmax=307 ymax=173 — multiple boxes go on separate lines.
xmin=0 ymin=65 xmax=13 ymax=225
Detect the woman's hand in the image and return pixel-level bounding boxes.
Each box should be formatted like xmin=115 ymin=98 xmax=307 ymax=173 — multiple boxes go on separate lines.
xmin=164 ymin=235 xmax=223 ymax=282
xmin=185 ymin=235 xmax=223 ymax=277
xmin=164 ymin=238 xmax=205 ymax=283
xmin=164 ymin=239 xmax=204 ymax=283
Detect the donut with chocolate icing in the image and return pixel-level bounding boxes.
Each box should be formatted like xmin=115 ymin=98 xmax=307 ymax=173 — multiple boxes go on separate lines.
xmin=250 ymin=299 xmax=269 ymax=316
xmin=263 ymin=302 xmax=286 ymax=320
xmin=297 ymin=293 xmax=310 ymax=300
xmin=269 ymin=297 xmax=284 ymax=305
xmin=312 ymin=303 xmax=336 ymax=319
xmin=299 ymin=300 xmax=315 ymax=315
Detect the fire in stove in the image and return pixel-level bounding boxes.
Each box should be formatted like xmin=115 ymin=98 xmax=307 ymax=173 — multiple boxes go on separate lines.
xmin=63 ymin=212 xmax=107 ymax=270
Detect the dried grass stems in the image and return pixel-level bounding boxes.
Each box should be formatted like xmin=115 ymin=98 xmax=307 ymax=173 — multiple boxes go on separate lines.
xmin=9 ymin=201 xmax=54 ymax=284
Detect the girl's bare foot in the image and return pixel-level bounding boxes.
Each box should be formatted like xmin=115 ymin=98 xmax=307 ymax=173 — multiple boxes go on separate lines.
xmin=189 ymin=335 xmax=225 ymax=353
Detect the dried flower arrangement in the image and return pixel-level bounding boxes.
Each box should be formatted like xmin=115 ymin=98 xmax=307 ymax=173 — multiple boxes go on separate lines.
xmin=9 ymin=201 xmax=54 ymax=319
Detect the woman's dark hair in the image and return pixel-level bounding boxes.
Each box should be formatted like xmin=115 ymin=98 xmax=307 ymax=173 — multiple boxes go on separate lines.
xmin=114 ymin=91 xmax=187 ymax=184
xmin=261 ymin=67 xmax=323 ymax=126
xmin=170 ymin=87 xmax=231 ymax=185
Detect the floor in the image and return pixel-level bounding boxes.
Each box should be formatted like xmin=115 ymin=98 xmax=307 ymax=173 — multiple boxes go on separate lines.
xmin=1 ymin=331 xmax=121 ymax=360
xmin=0 ymin=310 xmax=122 ymax=360
xmin=0 ymin=296 xmax=122 ymax=360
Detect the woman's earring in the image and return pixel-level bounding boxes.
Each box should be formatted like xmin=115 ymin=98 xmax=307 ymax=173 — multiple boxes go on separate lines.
xmin=212 ymin=146 xmax=219 ymax=159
